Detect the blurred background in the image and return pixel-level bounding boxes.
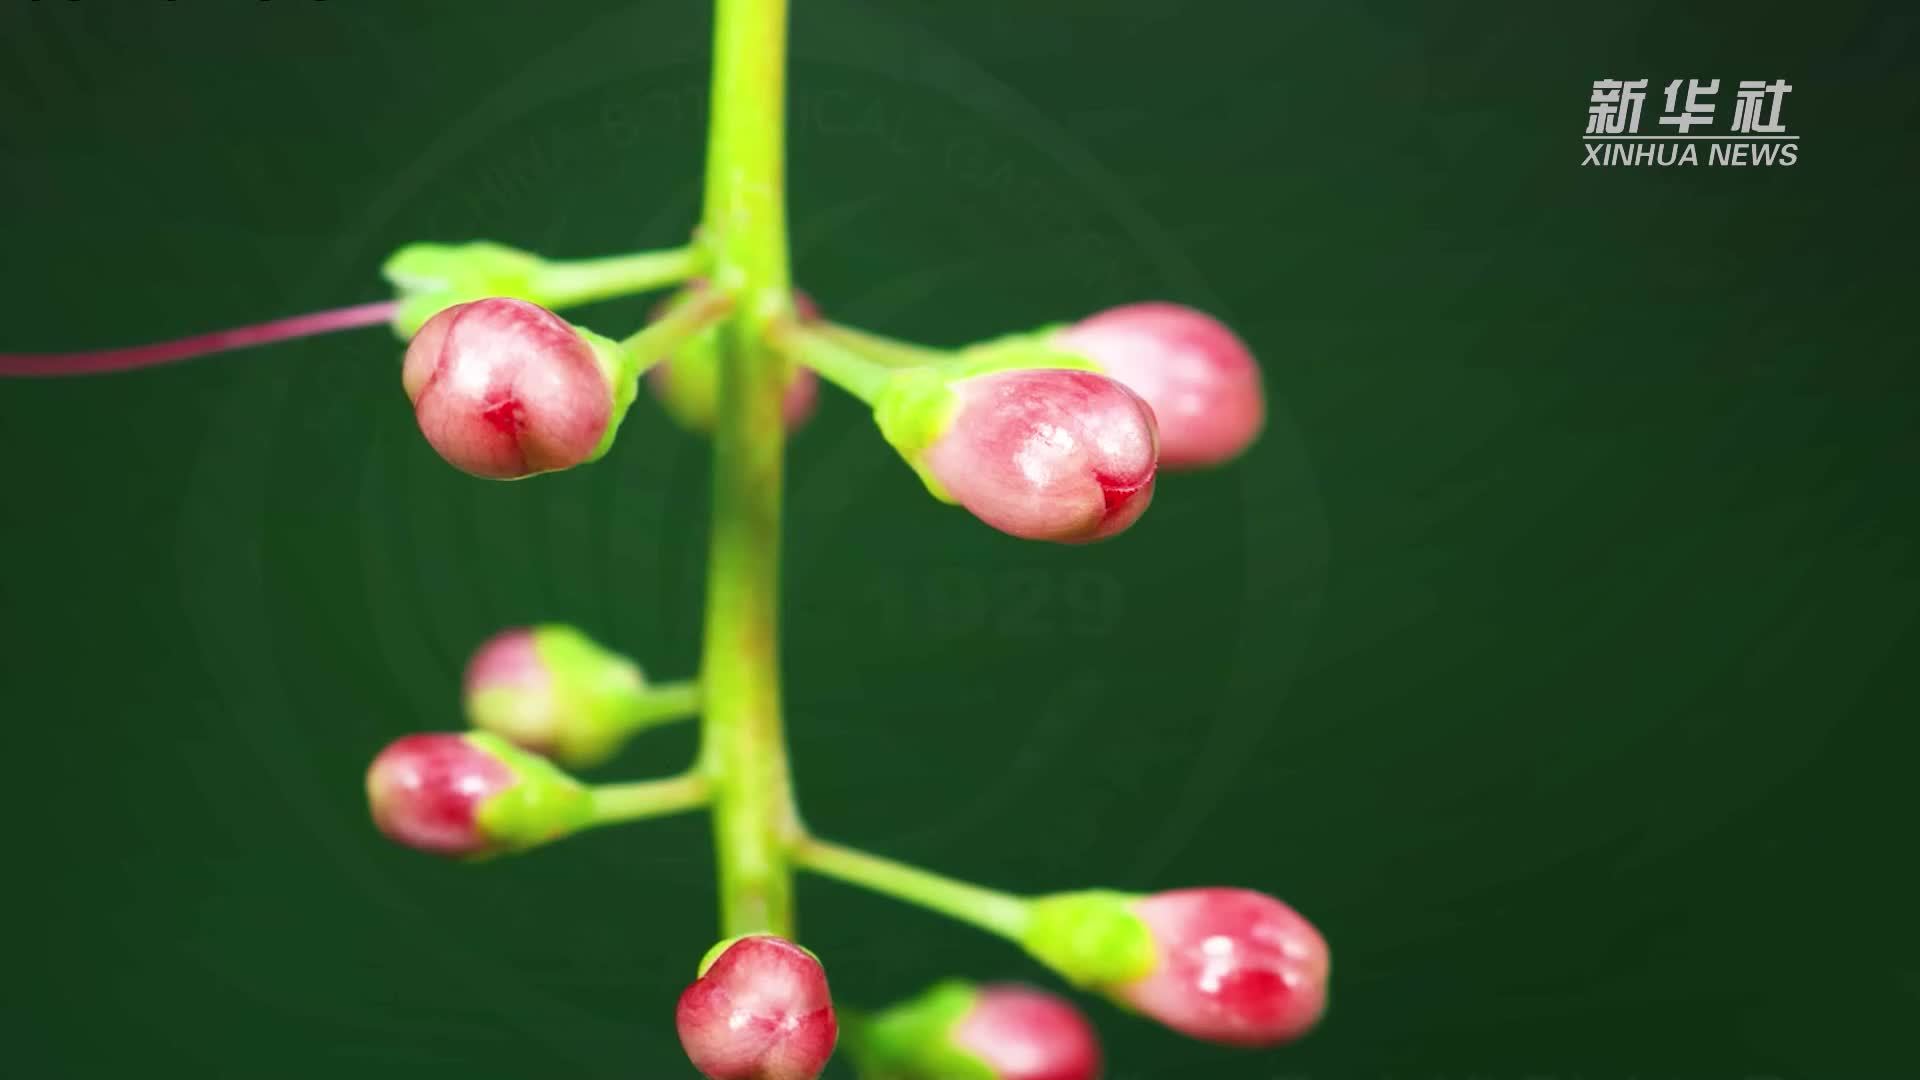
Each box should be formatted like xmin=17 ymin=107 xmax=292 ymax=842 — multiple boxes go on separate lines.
xmin=1 ymin=2 xmax=1915 ymax=1077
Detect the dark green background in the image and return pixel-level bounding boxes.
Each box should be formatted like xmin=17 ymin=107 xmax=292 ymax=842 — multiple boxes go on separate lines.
xmin=2 ymin=2 xmax=1915 ymax=1077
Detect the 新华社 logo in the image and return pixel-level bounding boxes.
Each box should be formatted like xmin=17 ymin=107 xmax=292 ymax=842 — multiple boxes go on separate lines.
xmin=1584 ymin=79 xmax=1798 ymax=167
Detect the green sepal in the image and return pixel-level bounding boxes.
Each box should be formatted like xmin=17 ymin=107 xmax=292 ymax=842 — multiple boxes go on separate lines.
xmin=868 ymin=335 xmax=1102 ymax=504
xmin=871 ymin=369 xmax=960 ymax=502
xmin=696 ymin=935 xmax=748 ymax=977
xmin=464 ymin=731 xmax=594 ymax=855
xmin=1021 ymin=890 xmax=1157 ymax=989
xmin=952 ymin=327 xmax=1099 ymax=378
xmin=383 ymin=241 xmax=545 ymax=338
xmin=845 ymin=981 xmax=996 ymax=1080
xmin=530 ymin=624 xmax=648 ymax=768
xmin=580 ymin=330 xmax=641 ymax=464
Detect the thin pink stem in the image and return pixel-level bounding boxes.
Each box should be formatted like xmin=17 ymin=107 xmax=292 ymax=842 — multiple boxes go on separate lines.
xmin=0 ymin=299 xmax=400 ymax=378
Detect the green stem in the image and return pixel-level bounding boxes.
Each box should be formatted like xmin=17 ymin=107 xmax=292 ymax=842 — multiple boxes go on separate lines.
xmin=791 ymin=836 xmax=1034 ymax=942
xmin=698 ymin=0 xmax=801 ymax=940
xmin=618 ymin=288 xmax=734 ymax=366
xmin=768 ymin=321 xmax=896 ymax=405
xmin=817 ymin=322 xmax=954 ymax=368
xmin=589 ymin=771 xmax=711 ymax=825
xmin=534 ymin=247 xmax=705 ymax=309
xmin=621 ymin=679 xmax=703 ymax=730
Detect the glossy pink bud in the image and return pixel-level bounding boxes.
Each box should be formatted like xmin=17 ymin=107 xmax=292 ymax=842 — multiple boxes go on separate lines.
xmin=1120 ymin=888 xmax=1329 ymax=1047
xmin=402 ymin=298 xmax=613 ymax=478
xmin=677 ymin=936 xmax=838 ymax=1080
xmin=647 ymin=288 xmax=820 ymax=431
xmin=364 ymin=733 xmax=515 ymax=858
xmin=922 ymin=369 xmax=1158 ymax=543
xmin=956 ymin=985 xmax=1103 ymax=1080
xmin=1054 ymin=303 xmax=1264 ymax=469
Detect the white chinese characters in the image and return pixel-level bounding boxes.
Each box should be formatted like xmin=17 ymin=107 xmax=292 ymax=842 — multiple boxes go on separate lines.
xmin=1660 ymin=79 xmax=1719 ymax=133
xmin=1582 ymin=77 xmax=1797 ymax=167
xmin=1587 ymin=79 xmax=1649 ymax=134
xmin=1731 ymin=80 xmax=1793 ymax=133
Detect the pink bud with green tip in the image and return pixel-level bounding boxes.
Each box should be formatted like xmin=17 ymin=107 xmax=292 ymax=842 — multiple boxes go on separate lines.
xmin=364 ymin=731 xmax=594 ymax=859
xmin=403 ymin=297 xmax=633 ymax=479
xmin=1053 ymin=302 xmax=1265 ymax=470
xmin=1019 ymin=887 xmax=1327 ymax=1047
xmin=463 ymin=624 xmax=678 ymax=769
xmin=647 ymin=287 xmax=820 ymax=432
xmin=677 ymin=935 xmax=838 ymax=1080
xmin=878 ymin=363 xmax=1159 ymax=544
xmin=854 ymin=980 xmax=1102 ymax=1080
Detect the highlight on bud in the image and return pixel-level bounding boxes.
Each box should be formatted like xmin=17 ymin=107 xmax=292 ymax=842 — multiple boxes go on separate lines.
xmin=1053 ymin=303 xmax=1265 ymax=470
xmin=876 ymin=362 xmax=1159 ymax=544
xmin=646 ymin=287 xmax=820 ymax=432
xmin=852 ymin=980 xmax=1102 ymax=1080
xmin=403 ymin=298 xmax=635 ymax=479
xmin=677 ymin=935 xmax=838 ymax=1080
xmin=463 ymin=624 xmax=668 ymax=768
xmin=364 ymin=732 xmax=593 ymax=859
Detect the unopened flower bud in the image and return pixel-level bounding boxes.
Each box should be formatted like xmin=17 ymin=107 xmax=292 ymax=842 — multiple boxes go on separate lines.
xmin=463 ymin=624 xmax=655 ymax=768
xmin=403 ymin=298 xmax=634 ymax=479
xmin=877 ymin=362 xmax=1158 ymax=543
xmin=1022 ymin=888 xmax=1327 ymax=1047
xmin=647 ymin=288 xmax=819 ymax=432
xmin=853 ymin=980 xmax=1102 ymax=1080
xmin=1121 ymin=888 xmax=1328 ymax=1046
xmin=677 ymin=935 xmax=838 ymax=1080
xmin=364 ymin=732 xmax=593 ymax=858
xmin=1053 ymin=303 xmax=1265 ymax=469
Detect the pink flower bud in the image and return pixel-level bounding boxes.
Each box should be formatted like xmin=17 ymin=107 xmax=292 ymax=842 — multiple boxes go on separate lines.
xmin=677 ymin=936 xmax=838 ymax=1080
xmin=462 ymin=627 xmax=556 ymax=751
xmin=364 ymin=733 xmax=516 ymax=857
xmin=364 ymin=732 xmax=592 ymax=858
xmin=955 ymin=984 xmax=1103 ymax=1080
xmin=462 ymin=624 xmax=650 ymax=768
xmin=1054 ymin=303 xmax=1264 ymax=469
xmin=921 ymin=369 xmax=1158 ymax=543
xmin=1119 ymin=888 xmax=1329 ymax=1047
xmin=464 ymin=627 xmax=545 ymax=706
xmin=647 ymin=288 xmax=820 ymax=431
xmin=403 ymin=298 xmax=614 ymax=478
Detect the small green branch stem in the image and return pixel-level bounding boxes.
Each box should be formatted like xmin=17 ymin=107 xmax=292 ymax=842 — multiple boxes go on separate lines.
xmin=791 ymin=835 xmax=1034 ymax=942
xmin=622 ymin=679 xmax=703 ymax=730
xmin=589 ymin=771 xmax=711 ymax=825
xmin=698 ymin=0 xmax=801 ymax=941
xmin=618 ymin=288 xmax=734 ymax=365
xmin=534 ymin=246 xmax=705 ymax=309
xmin=816 ymin=322 xmax=954 ymax=368
xmin=768 ymin=321 xmax=896 ymax=404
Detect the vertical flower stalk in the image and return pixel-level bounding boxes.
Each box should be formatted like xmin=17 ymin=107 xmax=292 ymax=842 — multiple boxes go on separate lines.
xmin=699 ymin=0 xmax=801 ymax=939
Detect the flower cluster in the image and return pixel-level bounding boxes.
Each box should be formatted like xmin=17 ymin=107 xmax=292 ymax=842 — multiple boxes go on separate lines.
xmin=352 ymin=247 xmax=1322 ymax=1076
xmin=3 ymin=4 xmax=1328 ymax=1076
